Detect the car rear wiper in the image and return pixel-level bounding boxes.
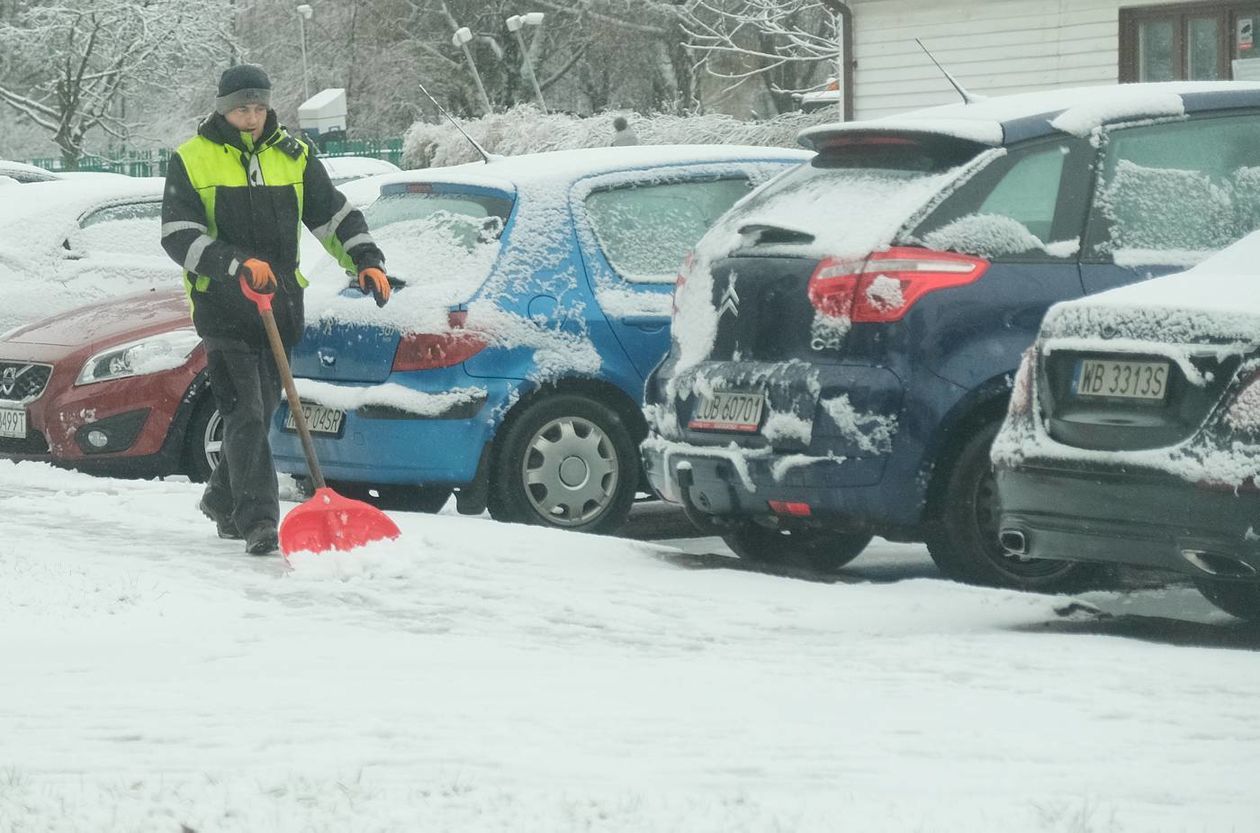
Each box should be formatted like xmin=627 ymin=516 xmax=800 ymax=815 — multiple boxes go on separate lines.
xmin=737 ymin=223 xmax=816 ymax=247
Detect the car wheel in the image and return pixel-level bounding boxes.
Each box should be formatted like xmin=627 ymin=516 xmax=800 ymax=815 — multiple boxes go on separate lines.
xmin=326 ymin=480 xmax=452 ymax=514
xmin=723 ymin=522 xmax=872 ymax=573
xmin=1195 ymin=579 xmax=1260 ymax=622
xmin=488 ymin=394 xmax=638 ymax=533
xmin=183 ymin=396 xmax=223 ymax=482
xmin=925 ymin=421 xmax=1103 ymax=592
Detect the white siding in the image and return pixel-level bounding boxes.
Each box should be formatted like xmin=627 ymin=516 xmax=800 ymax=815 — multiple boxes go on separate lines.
xmin=849 ymin=0 xmax=1204 ymax=119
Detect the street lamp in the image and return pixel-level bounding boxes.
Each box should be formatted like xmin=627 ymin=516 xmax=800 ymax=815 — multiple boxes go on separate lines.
xmin=452 ymin=26 xmax=494 ymax=116
xmin=296 ymin=3 xmax=313 ymax=102
xmin=817 ymin=0 xmax=852 ymax=121
xmin=505 ymin=12 xmax=547 ymax=114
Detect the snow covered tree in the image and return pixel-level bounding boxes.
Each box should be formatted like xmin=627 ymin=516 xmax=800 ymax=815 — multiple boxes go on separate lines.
xmin=680 ymin=0 xmax=844 ymax=114
xmin=0 ymin=0 xmax=234 ymax=168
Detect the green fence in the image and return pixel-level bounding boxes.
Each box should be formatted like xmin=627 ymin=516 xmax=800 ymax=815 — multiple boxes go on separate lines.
xmin=320 ymin=138 xmax=404 ymax=167
xmin=27 ymin=137 xmax=403 ymax=178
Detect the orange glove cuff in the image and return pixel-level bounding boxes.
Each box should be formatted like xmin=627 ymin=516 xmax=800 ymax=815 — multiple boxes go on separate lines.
xmin=358 ymin=267 xmax=391 ymax=303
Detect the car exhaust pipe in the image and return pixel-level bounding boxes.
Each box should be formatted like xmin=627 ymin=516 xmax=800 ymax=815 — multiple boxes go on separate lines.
xmin=1180 ymin=549 xmax=1258 ymax=578
xmin=999 ymin=528 xmax=1028 ymax=556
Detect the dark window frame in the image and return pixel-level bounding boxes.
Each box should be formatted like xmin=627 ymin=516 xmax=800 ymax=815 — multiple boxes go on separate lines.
xmin=1120 ymin=2 xmax=1259 ymax=82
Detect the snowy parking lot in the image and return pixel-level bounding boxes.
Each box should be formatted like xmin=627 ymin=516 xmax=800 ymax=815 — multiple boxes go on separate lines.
xmin=2 ymin=460 xmax=1258 ymax=832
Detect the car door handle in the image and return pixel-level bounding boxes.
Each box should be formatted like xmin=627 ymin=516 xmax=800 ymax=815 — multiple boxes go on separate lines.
xmin=618 ymin=315 xmax=669 ymax=331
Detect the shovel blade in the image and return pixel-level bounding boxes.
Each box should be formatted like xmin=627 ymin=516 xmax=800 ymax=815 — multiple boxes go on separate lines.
xmin=279 ymin=487 xmax=401 ymax=555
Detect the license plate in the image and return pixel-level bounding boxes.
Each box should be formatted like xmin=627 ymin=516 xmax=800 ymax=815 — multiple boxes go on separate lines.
xmin=1072 ymin=358 xmax=1169 ymax=401
xmin=689 ymin=391 xmax=765 ymax=432
xmin=0 ymin=407 xmax=25 ymax=439
xmin=284 ymin=402 xmax=345 ymax=435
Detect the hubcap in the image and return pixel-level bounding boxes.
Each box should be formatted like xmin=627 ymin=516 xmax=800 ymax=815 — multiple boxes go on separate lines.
xmin=521 ymin=416 xmax=618 ymax=527
xmin=204 ymin=409 xmax=223 ymax=472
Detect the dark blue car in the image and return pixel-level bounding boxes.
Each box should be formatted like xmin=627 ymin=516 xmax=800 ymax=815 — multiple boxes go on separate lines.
xmin=270 ymin=146 xmax=806 ymax=532
xmin=642 ymin=82 xmax=1260 ymax=590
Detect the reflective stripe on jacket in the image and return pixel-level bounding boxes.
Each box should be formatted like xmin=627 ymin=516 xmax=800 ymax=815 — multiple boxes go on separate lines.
xmin=160 ymin=110 xmax=384 ymax=347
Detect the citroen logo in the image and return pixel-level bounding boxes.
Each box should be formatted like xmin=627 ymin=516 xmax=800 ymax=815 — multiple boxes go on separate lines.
xmin=717 ymin=275 xmax=740 ymax=320
xmin=0 ymin=365 xmax=29 ymax=397
xmin=318 ymin=350 xmax=337 ymax=367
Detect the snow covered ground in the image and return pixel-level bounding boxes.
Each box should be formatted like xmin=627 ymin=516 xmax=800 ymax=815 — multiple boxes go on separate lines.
xmin=2 ymin=460 xmax=1258 ymax=832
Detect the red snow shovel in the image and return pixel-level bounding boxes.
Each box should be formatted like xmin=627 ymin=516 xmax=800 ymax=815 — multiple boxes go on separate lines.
xmin=241 ymin=277 xmax=401 ymax=556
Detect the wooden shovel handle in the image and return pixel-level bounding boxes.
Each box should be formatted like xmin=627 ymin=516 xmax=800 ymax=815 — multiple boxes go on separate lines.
xmin=243 ymin=276 xmax=326 ymax=490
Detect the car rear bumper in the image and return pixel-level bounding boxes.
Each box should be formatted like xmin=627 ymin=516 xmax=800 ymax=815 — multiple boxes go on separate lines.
xmin=995 ymin=463 xmax=1260 ymax=579
xmin=270 ymin=381 xmax=504 ymax=486
xmin=641 ymin=436 xmax=916 ymax=529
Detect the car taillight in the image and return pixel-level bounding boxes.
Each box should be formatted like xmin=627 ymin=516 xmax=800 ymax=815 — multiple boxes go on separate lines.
xmin=673 ymin=251 xmax=694 ymax=315
xmin=807 ymin=247 xmax=990 ymax=323
xmin=1226 ymin=370 xmax=1260 ymax=433
xmin=392 ymin=310 xmax=487 ymax=371
xmin=1007 ymin=346 xmax=1038 ymax=416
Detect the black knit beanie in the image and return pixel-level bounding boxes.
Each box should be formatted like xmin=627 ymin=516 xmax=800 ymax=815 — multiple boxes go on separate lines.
xmin=216 ymin=64 xmax=272 ymax=114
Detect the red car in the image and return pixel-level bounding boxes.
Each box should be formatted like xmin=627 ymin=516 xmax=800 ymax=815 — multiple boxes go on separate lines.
xmin=0 ymin=288 xmax=220 ymax=479
xmin=0 ymin=168 xmax=398 ymax=480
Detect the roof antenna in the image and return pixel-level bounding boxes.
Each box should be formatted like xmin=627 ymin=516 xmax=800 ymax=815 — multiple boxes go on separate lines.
xmin=915 ymin=38 xmax=984 ymax=105
xmin=415 ymin=79 xmax=495 ymax=164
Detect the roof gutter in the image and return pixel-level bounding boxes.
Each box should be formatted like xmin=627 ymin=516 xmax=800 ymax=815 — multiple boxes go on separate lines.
xmin=818 ymin=0 xmax=855 ymax=122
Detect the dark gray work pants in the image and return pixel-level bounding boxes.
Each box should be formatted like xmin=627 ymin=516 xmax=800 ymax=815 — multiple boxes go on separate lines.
xmin=201 ymin=337 xmax=284 ymax=536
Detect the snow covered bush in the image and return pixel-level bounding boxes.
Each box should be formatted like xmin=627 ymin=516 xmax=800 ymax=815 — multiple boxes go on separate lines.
xmin=402 ymin=105 xmax=836 ymax=168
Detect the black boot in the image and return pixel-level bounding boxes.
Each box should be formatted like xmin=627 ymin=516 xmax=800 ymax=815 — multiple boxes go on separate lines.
xmin=245 ymin=524 xmax=279 ymax=555
xmin=199 ymin=498 xmax=242 ymax=540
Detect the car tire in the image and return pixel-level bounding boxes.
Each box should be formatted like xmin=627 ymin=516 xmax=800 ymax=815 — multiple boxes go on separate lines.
xmin=723 ymin=522 xmax=872 ymax=573
xmin=326 ymin=480 xmax=452 ymax=514
xmin=1195 ymin=579 xmax=1260 ymax=622
xmin=183 ymin=396 xmax=223 ymax=483
xmin=925 ymin=421 xmax=1103 ymax=592
xmin=488 ymin=394 xmax=638 ymax=533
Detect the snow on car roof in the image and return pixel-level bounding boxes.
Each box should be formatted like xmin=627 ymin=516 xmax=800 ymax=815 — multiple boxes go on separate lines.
xmin=0 ymin=159 xmax=59 ymax=178
xmin=801 ymin=81 xmax=1260 ymax=148
xmin=0 ymin=176 xmax=165 ymax=258
xmin=358 ymin=144 xmax=811 ymax=195
xmin=318 ymin=155 xmax=401 ymax=183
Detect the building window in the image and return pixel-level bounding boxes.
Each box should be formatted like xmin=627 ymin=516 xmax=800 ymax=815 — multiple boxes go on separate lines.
xmin=1120 ymin=3 xmax=1260 ymax=82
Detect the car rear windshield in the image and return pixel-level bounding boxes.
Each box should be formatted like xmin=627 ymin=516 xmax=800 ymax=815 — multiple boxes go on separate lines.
xmin=709 ymin=136 xmax=990 ymax=260
xmin=362 ymin=186 xmax=514 ymax=289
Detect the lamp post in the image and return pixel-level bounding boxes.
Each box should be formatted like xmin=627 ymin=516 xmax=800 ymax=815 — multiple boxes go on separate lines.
xmin=453 ymin=26 xmax=495 ymax=116
xmin=817 ymin=0 xmax=853 ymax=121
xmin=505 ymin=12 xmax=547 ymax=114
xmin=296 ymin=3 xmax=313 ymax=102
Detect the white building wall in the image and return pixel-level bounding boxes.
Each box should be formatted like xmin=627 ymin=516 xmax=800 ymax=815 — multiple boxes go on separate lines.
xmin=849 ymin=0 xmax=1201 ymax=119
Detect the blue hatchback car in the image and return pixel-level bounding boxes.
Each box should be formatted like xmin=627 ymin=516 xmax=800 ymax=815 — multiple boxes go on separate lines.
xmin=271 ymin=146 xmax=807 ymax=532
xmin=641 ymin=82 xmax=1260 ymax=590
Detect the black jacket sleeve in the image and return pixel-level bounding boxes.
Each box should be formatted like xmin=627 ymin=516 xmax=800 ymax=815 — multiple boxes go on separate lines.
xmin=160 ymin=153 xmax=247 ymax=283
xmin=301 ymin=153 xmax=385 ymax=274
